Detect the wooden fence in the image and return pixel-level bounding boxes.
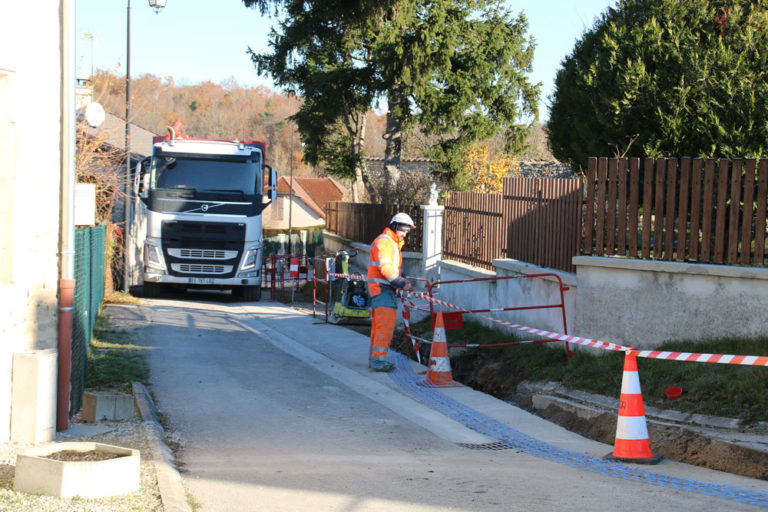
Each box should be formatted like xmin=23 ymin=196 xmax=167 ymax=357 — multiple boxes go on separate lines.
xmin=586 ymin=157 xmax=768 ymax=265
xmin=326 ymin=156 xmax=768 ymax=273
xmin=444 ymin=177 xmax=583 ymax=272
xmin=325 ymin=202 xmax=423 ymax=252
xmin=443 ymin=192 xmax=504 ymax=270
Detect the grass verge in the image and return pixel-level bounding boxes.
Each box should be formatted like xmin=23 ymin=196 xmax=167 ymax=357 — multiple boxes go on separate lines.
xmin=407 ymin=317 xmax=768 ymax=424
xmin=86 ymin=312 xmax=150 ymax=392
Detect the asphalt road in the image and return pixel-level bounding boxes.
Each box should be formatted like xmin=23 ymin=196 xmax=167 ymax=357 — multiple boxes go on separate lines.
xmin=129 ymin=295 xmax=768 ymax=512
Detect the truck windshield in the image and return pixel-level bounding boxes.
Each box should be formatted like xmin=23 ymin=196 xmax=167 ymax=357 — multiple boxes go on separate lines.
xmin=151 ymin=153 xmax=261 ymax=198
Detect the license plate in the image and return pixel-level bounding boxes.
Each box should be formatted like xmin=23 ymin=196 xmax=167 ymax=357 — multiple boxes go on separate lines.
xmin=188 ymin=278 xmax=215 ymax=285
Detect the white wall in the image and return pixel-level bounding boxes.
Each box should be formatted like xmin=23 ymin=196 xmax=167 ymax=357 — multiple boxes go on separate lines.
xmin=0 ymin=1 xmax=62 ymax=441
xmin=435 ymin=259 xmax=576 ymax=344
xmin=574 ymin=256 xmax=768 ymax=348
xmin=263 ymin=195 xmax=324 ymax=230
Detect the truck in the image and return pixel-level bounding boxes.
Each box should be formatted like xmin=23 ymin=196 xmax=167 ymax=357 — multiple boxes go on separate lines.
xmin=132 ymin=123 xmax=277 ymax=300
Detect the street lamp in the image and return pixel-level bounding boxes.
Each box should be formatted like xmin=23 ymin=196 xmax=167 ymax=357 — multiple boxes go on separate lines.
xmin=124 ymin=0 xmax=167 ymax=292
xmin=149 ymin=0 xmax=167 ymax=13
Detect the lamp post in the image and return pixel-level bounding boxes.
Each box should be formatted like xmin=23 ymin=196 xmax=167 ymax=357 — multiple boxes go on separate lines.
xmin=124 ymin=0 xmax=167 ymax=293
xmin=288 ymin=127 xmax=294 ymax=256
xmin=83 ymin=33 xmax=94 ymax=79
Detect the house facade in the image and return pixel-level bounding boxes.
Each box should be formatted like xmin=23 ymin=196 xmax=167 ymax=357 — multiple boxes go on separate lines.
xmin=0 ymin=1 xmax=63 ymax=442
xmin=263 ymin=176 xmax=347 ymax=231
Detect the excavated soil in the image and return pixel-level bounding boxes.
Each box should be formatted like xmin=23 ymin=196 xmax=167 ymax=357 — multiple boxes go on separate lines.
xmin=449 ymin=348 xmax=768 ymax=480
xmin=335 ymin=322 xmax=768 ymax=480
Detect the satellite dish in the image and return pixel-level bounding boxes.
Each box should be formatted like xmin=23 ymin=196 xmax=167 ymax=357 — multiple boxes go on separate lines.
xmin=84 ymin=102 xmax=105 ymax=128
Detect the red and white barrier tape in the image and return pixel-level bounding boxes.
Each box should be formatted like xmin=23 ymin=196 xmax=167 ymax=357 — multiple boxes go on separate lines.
xmin=326 ymin=272 xmax=367 ymax=281
xmin=319 ymin=273 xmax=768 ymax=368
xmin=405 ymin=291 xmax=629 ymax=352
xmin=632 ymin=350 xmax=768 ymax=367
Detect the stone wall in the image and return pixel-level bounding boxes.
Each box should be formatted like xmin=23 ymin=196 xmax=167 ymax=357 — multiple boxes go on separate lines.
xmin=518 ymin=160 xmax=573 ymax=179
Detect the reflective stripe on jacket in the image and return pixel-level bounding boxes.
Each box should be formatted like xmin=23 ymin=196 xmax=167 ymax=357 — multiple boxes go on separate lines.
xmin=367 ymin=227 xmax=404 ymax=297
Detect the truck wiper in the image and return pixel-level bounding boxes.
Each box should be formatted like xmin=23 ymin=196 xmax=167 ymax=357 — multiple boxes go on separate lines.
xmin=200 ymin=189 xmax=245 ymax=199
xmin=156 ymin=186 xmax=197 ymax=198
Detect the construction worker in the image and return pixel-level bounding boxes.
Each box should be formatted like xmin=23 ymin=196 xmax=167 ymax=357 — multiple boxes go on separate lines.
xmin=367 ymin=212 xmax=415 ymax=372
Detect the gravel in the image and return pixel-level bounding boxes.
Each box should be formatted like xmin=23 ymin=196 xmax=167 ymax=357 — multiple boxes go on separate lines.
xmin=0 ymin=418 xmax=164 ymax=511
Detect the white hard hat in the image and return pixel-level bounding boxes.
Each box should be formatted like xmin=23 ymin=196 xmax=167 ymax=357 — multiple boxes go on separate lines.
xmin=390 ymin=212 xmax=416 ymax=228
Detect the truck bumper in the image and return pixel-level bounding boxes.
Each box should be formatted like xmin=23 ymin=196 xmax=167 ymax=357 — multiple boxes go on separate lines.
xmin=144 ymin=271 xmax=261 ymax=287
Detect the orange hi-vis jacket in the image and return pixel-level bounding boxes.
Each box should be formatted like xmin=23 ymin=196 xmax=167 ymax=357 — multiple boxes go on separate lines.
xmin=367 ymin=227 xmax=405 ymax=297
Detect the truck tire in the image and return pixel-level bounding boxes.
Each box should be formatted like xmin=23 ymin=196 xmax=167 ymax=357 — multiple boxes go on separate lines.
xmin=239 ymin=285 xmax=262 ymax=302
xmin=143 ymin=282 xmax=163 ymax=298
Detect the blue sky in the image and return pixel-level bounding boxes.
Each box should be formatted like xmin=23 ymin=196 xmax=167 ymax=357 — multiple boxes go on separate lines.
xmin=75 ymin=0 xmax=616 ymax=121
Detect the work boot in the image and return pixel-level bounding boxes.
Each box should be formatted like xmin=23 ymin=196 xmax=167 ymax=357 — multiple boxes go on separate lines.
xmin=370 ymin=360 xmax=395 ymax=372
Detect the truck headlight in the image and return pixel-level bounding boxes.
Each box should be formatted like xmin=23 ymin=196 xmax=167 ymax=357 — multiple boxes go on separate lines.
xmin=240 ymin=245 xmax=261 ymax=271
xmin=145 ymin=240 xmax=166 ymax=271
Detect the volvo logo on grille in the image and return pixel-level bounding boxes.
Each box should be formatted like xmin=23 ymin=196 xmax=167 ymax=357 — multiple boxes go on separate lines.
xmin=201 ymin=204 xmax=209 ymax=212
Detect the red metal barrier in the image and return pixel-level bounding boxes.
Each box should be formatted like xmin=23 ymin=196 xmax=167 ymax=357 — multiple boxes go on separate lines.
xmin=262 ymin=253 xmax=313 ymax=302
xmin=403 ymin=273 xmax=573 ymax=358
xmin=312 ymin=254 xmax=333 ymax=322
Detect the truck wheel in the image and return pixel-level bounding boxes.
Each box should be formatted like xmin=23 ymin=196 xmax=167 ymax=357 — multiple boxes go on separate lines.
xmin=239 ymin=285 xmax=262 ymax=302
xmin=143 ymin=282 xmax=163 ymax=298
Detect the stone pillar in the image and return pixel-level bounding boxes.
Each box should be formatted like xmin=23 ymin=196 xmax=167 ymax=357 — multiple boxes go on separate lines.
xmin=11 ymin=349 xmax=57 ymax=443
xmin=420 ymin=205 xmax=444 ymax=282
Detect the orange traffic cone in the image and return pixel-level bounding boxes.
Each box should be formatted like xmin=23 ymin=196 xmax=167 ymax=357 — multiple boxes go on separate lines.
xmin=606 ymin=350 xmax=663 ymax=464
xmin=420 ymin=313 xmax=461 ymax=387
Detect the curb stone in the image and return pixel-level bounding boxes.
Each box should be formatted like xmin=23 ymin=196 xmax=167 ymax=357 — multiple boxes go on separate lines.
xmin=133 ymin=381 xmax=191 ymax=512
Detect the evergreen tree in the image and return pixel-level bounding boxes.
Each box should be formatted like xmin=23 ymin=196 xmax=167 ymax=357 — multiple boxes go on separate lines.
xmin=245 ymin=0 xmax=539 ymax=197
xmin=548 ymin=0 xmax=768 ymax=171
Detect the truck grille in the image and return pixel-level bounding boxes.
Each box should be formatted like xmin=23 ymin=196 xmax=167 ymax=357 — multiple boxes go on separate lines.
xmin=168 ymin=248 xmax=237 ymax=260
xmin=171 ymin=264 xmax=233 ymax=275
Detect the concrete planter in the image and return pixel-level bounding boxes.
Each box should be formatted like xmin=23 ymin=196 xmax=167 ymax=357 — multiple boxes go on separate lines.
xmin=14 ymin=442 xmax=140 ymax=498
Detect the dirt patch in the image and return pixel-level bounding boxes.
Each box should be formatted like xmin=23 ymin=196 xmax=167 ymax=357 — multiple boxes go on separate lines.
xmin=42 ymin=450 xmax=125 ymax=462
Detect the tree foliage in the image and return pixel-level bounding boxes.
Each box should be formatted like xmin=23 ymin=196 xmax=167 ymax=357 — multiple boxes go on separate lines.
xmin=548 ymin=0 xmax=768 ymax=170
xmin=91 ymin=71 xmax=316 ymax=177
xmin=463 ymin=145 xmax=519 ymax=194
xmin=246 ymin=0 xmax=540 ymax=198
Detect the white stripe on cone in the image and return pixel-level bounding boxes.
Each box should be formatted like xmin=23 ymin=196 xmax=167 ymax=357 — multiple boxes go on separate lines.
xmin=615 ymin=415 xmax=650 ymax=440
xmin=429 ymin=356 xmax=451 ymax=372
xmin=620 ymin=372 xmax=642 ymax=394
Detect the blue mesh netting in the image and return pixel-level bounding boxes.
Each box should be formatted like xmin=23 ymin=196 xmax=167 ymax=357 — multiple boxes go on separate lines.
xmin=387 ymin=351 xmax=768 ymax=508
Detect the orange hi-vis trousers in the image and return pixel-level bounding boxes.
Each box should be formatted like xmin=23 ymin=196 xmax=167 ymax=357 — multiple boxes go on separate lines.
xmin=369 ymin=307 xmax=397 ymax=366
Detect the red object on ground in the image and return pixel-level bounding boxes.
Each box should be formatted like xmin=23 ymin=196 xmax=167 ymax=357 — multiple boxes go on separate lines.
xmin=431 ymin=311 xmax=464 ymax=330
xmin=665 ymin=386 xmax=683 ymax=399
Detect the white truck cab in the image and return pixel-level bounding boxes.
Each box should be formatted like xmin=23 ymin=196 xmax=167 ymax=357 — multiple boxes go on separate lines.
xmin=134 ymin=128 xmax=277 ymax=300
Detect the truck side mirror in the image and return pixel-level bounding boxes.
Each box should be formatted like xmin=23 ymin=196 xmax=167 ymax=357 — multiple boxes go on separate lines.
xmin=139 ymin=174 xmax=150 ymax=200
xmin=263 ymin=164 xmax=277 ymax=204
xmin=137 ymin=157 xmax=151 ymax=200
xmin=133 ymin=161 xmax=142 ymax=195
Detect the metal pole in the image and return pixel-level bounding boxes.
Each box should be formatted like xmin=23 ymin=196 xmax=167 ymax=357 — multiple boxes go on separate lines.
xmin=289 ymin=128 xmax=294 ymax=303
xmin=123 ymin=0 xmax=131 ymax=293
xmin=288 ymin=127 xmax=294 ymax=255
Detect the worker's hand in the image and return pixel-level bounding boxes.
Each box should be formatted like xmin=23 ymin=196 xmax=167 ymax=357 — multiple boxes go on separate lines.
xmin=402 ymin=279 xmax=413 ymax=292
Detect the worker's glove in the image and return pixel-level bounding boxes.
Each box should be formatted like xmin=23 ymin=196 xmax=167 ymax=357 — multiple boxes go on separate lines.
xmin=390 ymin=276 xmax=412 ymax=291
